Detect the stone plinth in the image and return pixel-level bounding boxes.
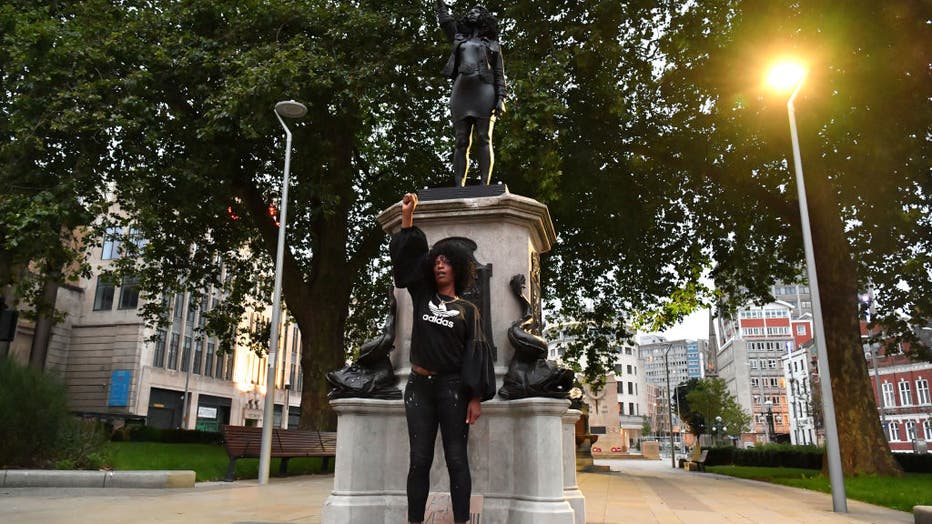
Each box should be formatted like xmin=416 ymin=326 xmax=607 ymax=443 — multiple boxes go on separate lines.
xmin=322 ymin=192 xmax=582 ymax=524
xmin=376 ymin=190 xmax=556 ymax=385
xmin=322 ymin=398 xmax=579 ymax=524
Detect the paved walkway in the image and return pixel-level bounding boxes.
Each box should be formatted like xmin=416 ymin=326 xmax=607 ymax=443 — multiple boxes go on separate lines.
xmin=0 ymin=459 xmax=912 ymax=523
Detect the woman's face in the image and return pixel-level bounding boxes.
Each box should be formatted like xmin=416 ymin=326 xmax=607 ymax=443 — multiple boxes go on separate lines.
xmin=466 ymin=6 xmax=484 ymax=23
xmin=434 ymin=255 xmax=456 ymax=291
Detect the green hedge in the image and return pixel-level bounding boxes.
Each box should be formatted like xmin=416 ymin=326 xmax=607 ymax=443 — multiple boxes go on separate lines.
xmin=705 ymin=444 xmax=932 ymax=473
xmin=706 ymin=445 xmax=820 ymax=468
xmin=111 ymin=425 xmax=223 ymax=445
xmin=0 ymin=360 xmax=111 ymax=469
xmin=894 ymin=452 xmax=932 ymax=473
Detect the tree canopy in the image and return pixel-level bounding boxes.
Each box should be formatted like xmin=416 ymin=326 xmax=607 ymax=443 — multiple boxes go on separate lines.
xmin=3 ymin=0 xmax=926 ymax=474
xmin=676 ymin=378 xmax=751 ymax=438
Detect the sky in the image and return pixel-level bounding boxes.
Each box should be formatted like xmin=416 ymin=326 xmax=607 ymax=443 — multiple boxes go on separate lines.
xmin=649 ymin=307 xmax=712 ymax=342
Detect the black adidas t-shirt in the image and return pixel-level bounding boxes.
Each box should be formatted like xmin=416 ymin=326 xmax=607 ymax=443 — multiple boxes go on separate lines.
xmin=390 ymin=226 xmax=484 ymax=376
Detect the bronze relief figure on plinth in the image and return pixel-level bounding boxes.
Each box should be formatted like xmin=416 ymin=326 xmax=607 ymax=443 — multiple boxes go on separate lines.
xmin=436 ymin=1 xmax=507 ymax=187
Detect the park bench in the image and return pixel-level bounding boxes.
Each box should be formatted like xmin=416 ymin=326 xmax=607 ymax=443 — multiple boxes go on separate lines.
xmin=221 ymin=425 xmax=336 ymax=482
xmin=686 ymin=449 xmax=709 ymax=472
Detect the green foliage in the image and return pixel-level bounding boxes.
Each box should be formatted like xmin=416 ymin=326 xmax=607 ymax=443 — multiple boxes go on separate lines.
xmin=709 ymin=444 xmax=932 ymax=474
xmin=110 ymin=442 xmax=330 ymax=482
xmin=705 ymin=443 xmax=824 ymax=469
xmin=110 ymin=426 xmax=224 ymax=446
xmin=706 ymin=465 xmax=932 ymax=513
xmin=0 ymin=360 xmax=111 ymax=469
xmin=0 ymin=1 xmax=119 ymax=318
xmin=53 ymin=418 xmax=113 ymax=470
xmin=0 ymin=360 xmax=69 ymax=467
xmin=677 ymin=378 xmax=751 ymax=437
xmin=894 ymin=453 xmax=932 ymax=474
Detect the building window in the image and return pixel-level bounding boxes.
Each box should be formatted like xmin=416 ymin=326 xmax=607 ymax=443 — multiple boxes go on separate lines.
xmin=225 ymin=354 xmax=233 ymax=380
xmin=613 ymin=364 xmax=623 ymax=375
xmin=889 ymin=422 xmax=900 ymax=441
xmin=769 ymin=359 xmax=777 ymax=369
xmin=796 ymin=325 xmax=807 ymax=335
xmin=628 ymin=382 xmax=634 ymax=395
xmin=186 ymin=295 xmax=197 ymax=323
xmin=923 ymin=419 xmax=931 ymax=440
xmin=629 ymin=402 xmax=635 ymax=415
xmin=118 ymin=275 xmax=140 ymax=310
xmin=173 ymin=294 xmax=184 ymax=320
xmin=93 ymin=277 xmax=115 ymax=311
xmin=766 ymin=327 xmax=789 ymax=336
xmin=193 ymin=339 xmax=203 ymax=374
xmin=882 ymin=382 xmax=895 ymax=407
xmin=905 ymin=421 xmax=917 ymax=441
xmin=205 ymin=341 xmax=215 ymax=377
xmin=101 ymin=227 xmax=121 ymax=260
xmin=168 ymin=333 xmax=179 ymax=369
xmin=153 ymin=330 xmax=166 ymax=367
xmin=180 ymin=336 xmax=192 ymax=371
xmin=899 ymin=381 xmax=913 ymax=406
xmin=917 ymin=379 xmax=930 ymax=405
xmin=127 ymin=227 xmax=147 ymax=251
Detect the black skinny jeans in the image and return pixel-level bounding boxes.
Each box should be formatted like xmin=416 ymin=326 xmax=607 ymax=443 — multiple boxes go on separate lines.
xmin=404 ymin=372 xmax=471 ymax=523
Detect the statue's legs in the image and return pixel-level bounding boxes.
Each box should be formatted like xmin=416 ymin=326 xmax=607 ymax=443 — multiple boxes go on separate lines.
xmin=475 ymin=117 xmax=494 ymax=185
xmin=453 ymin=118 xmax=475 ymax=187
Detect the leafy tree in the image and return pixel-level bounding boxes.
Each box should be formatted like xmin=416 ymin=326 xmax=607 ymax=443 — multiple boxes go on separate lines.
xmin=522 ymin=0 xmax=927 ymax=475
xmin=6 ymin=1 xmax=925 ymax=476
xmin=0 ymin=1 xmax=124 ymax=366
xmin=677 ymin=378 xmax=750 ymax=439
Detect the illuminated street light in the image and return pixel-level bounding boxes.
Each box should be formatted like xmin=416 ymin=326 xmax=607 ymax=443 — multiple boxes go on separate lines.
xmin=766 ymin=60 xmax=807 ymax=92
xmin=767 ymin=60 xmax=847 ymax=512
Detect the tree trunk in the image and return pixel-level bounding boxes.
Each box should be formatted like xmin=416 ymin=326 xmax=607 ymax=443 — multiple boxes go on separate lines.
xmin=29 ymin=262 xmax=61 ymax=371
xmin=806 ymin=164 xmax=902 ymax=476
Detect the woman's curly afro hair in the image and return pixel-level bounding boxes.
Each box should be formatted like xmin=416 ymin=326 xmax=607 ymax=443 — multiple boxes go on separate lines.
xmin=423 ymin=238 xmax=477 ymax=296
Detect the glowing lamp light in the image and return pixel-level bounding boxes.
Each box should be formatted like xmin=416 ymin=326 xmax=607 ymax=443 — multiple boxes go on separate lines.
xmin=766 ymin=60 xmax=807 ymax=92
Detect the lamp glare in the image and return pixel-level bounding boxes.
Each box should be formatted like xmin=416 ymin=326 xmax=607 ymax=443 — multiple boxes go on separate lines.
xmin=767 ymin=61 xmax=806 ymax=92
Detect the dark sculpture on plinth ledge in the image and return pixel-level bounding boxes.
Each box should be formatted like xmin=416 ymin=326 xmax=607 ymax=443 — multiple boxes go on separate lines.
xmin=498 ymin=275 xmax=574 ymax=400
xmin=326 ymin=292 xmax=402 ymax=400
xmin=436 ymin=0 xmax=507 ymax=187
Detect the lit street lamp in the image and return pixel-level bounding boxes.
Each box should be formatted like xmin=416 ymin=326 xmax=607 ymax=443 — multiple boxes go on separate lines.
xmin=259 ymin=100 xmax=307 ymax=485
xmin=767 ymin=59 xmax=847 ymax=512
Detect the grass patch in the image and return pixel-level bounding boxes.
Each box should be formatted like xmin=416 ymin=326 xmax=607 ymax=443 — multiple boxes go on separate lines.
xmin=109 ymin=442 xmax=331 ymax=482
xmin=706 ymin=465 xmax=932 ymax=513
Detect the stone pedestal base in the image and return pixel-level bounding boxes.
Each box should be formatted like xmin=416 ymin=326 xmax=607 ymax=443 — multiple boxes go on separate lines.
xmin=322 ymin=398 xmax=582 ymax=524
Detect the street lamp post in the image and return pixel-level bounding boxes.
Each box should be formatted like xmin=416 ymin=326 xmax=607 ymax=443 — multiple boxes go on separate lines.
xmin=258 ymin=100 xmax=307 ymax=485
xmin=664 ymin=344 xmax=675 ymax=468
xmin=768 ymin=61 xmax=847 ymax=512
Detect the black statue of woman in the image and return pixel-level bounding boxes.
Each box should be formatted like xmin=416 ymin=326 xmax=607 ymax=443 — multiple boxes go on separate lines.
xmin=436 ymin=1 xmax=507 ymax=187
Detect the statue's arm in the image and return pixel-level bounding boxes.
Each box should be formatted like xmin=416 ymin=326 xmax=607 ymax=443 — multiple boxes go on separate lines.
xmin=493 ymin=46 xmax=507 ymax=114
xmin=436 ymin=0 xmax=456 ymax=43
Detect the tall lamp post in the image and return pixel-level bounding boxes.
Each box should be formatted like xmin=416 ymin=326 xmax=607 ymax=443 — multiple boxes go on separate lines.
xmin=767 ymin=60 xmax=847 ymax=512
xmin=664 ymin=344 xmax=675 ymax=468
xmin=259 ymin=100 xmax=307 ymax=485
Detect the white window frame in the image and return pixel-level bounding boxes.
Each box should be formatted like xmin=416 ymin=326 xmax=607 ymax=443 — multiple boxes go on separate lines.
xmin=923 ymin=419 xmax=931 ymax=440
xmin=889 ymin=422 xmax=900 ymax=441
xmin=905 ymin=421 xmax=917 ymax=441
xmin=882 ymin=382 xmax=895 ymax=407
xmin=917 ymin=378 xmax=930 ymax=405
xmin=796 ymin=325 xmax=807 ymax=335
xmin=899 ymin=380 xmax=913 ymax=406
xmin=101 ymin=226 xmax=122 ymax=260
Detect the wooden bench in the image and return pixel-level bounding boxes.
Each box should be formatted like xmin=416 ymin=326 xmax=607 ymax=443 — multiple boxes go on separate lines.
xmin=686 ymin=449 xmax=709 ymax=472
xmin=221 ymin=425 xmax=336 ymax=482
